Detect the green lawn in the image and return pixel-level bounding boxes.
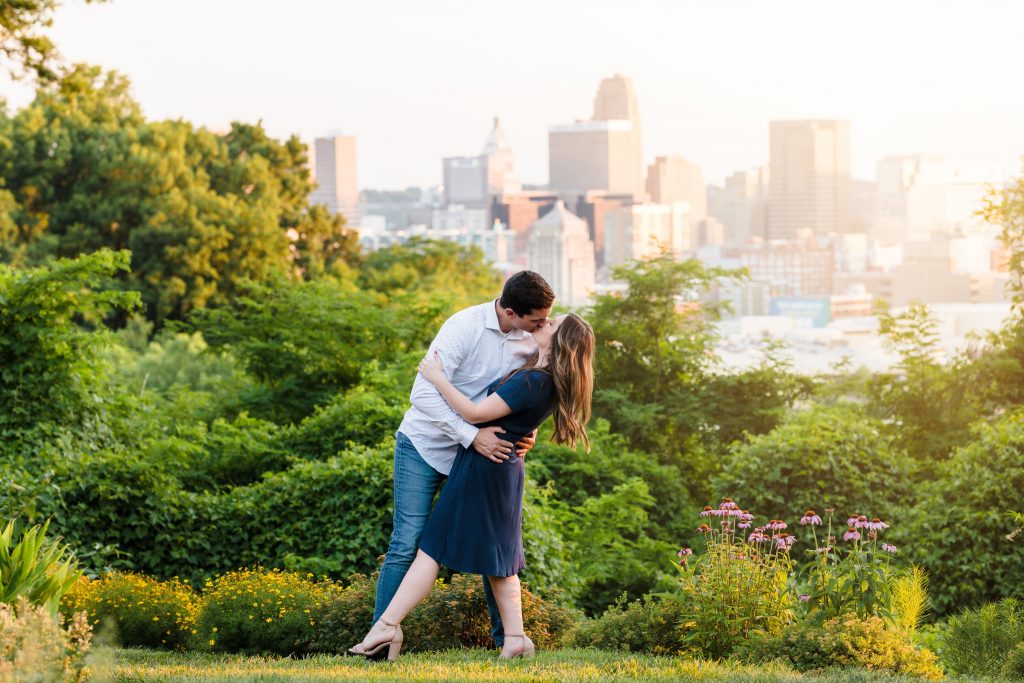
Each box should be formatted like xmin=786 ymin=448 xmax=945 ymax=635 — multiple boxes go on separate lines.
xmin=89 ymin=647 xmax=994 ymax=682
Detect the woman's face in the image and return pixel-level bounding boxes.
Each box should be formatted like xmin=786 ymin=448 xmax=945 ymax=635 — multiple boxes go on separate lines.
xmin=533 ymin=314 xmax=565 ymax=350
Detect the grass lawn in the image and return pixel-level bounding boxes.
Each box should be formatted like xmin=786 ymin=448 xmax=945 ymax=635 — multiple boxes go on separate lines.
xmin=90 ymin=647 xmax=993 ymax=682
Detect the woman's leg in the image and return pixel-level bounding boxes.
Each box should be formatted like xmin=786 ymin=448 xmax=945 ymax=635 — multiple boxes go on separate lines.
xmin=353 ymin=550 xmax=440 ymax=652
xmin=487 ymin=574 xmax=530 ymax=656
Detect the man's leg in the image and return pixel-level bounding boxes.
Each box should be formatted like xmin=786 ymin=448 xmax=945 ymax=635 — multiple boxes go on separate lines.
xmin=373 ymin=433 xmax=444 ymax=623
xmin=482 ymin=574 xmax=505 ymax=648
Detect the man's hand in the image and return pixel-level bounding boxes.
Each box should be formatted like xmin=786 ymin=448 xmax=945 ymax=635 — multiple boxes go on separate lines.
xmin=472 ymin=426 xmax=514 ymax=463
xmin=515 ymin=430 xmax=537 ymax=458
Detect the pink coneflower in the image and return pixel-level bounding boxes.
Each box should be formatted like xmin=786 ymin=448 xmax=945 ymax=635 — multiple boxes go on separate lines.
xmin=738 ymin=522 xmax=751 ymax=529
xmin=740 ymin=510 xmax=754 ymax=523
xmin=800 ymin=510 xmax=823 ymax=526
xmin=799 ymin=594 xmax=811 ymax=602
xmin=775 ymin=533 xmax=796 ymax=551
xmin=882 ymin=544 xmax=897 ymax=554
xmin=814 ymin=546 xmax=832 ymax=554
xmin=847 ymin=514 xmax=862 ymax=526
xmin=697 ymin=524 xmax=712 ymax=534
xmin=748 ymin=530 xmax=768 ymax=543
xmin=844 ymin=527 xmax=861 ymax=542
xmin=677 ymin=547 xmax=693 ymax=557
xmin=768 ymin=519 xmax=788 ymax=531
xmin=854 ymin=515 xmax=870 ymax=529
xmin=719 ymin=498 xmax=739 ymax=511
xmin=700 ymin=506 xmax=714 ymax=518
xmin=866 ymin=518 xmax=889 ymax=532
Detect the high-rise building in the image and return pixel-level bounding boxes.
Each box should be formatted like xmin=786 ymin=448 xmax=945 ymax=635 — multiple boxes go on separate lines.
xmin=646 ymin=155 xmax=707 ymax=222
xmin=726 ymin=234 xmax=835 ymax=297
xmin=575 ymin=191 xmax=636 ymax=266
xmin=528 ymin=201 xmax=595 ymax=307
xmin=489 ymin=192 xmax=560 ymax=262
xmin=709 ymin=167 xmax=769 ymax=244
xmin=548 ymin=120 xmax=639 ymax=199
xmin=443 ymin=118 xmax=522 ymax=209
xmin=593 ymin=74 xmax=643 ymax=196
xmin=310 ymin=135 xmax=359 ymax=225
xmin=604 ymin=202 xmax=693 ymax=269
xmin=875 ymin=155 xmax=946 ymax=243
xmin=768 ymin=120 xmax=851 ymax=239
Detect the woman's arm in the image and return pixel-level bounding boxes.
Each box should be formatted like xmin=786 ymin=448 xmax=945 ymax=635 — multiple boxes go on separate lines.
xmin=418 ymin=351 xmax=513 ymax=423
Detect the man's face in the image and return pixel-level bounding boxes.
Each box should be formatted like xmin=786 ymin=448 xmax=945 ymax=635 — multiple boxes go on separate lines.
xmin=506 ymin=307 xmax=551 ymax=333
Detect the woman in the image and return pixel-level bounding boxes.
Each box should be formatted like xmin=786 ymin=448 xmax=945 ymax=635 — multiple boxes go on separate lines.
xmin=350 ymin=313 xmax=594 ymax=660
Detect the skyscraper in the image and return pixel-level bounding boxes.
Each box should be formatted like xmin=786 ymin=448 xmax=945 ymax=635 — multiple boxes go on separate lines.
xmin=528 ymin=201 xmax=595 ymax=307
xmin=548 ymin=75 xmax=644 ymax=200
xmin=709 ymin=167 xmax=769 ymax=244
xmin=767 ymin=120 xmax=851 ymax=239
xmin=646 ymin=155 xmax=708 ymax=221
xmin=593 ymin=74 xmax=643 ymax=195
xmin=874 ymin=155 xmax=946 ymax=243
xmin=442 ymin=118 xmax=521 ymax=209
xmin=310 ymin=135 xmax=360 ymax=225
xmin=548 ymin=120 xmax=638 ymax=199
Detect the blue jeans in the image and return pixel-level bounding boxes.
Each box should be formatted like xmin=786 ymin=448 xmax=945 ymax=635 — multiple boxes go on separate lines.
xmin=373 ymin=432 xmax=505 ymax=647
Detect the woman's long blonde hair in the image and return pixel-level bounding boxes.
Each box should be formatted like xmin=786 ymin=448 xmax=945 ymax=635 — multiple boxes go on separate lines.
xmin=547 ymin=313 xmax=595 ymax=450
xmin=502 ymin=313 xmax=594 ymax=450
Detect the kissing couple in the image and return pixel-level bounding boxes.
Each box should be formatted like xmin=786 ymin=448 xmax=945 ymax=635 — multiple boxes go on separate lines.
xmin=349 ymin=271 xmax=595 ymax=660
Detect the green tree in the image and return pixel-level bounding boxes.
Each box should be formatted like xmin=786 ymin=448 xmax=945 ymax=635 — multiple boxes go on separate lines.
xmin=0 ymin=0 xmax=106 ymax=81
xmin=0 ymin=249 xmax=138 ymax=445
xmin=0 ymin=65 xmax=358 ymax=322
xmin=587 ymin=253 xmax=740 ymax=455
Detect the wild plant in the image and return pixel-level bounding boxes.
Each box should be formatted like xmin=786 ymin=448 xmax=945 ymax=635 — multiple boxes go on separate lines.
xmin=0 ymin=519 xmax=82 ymax=615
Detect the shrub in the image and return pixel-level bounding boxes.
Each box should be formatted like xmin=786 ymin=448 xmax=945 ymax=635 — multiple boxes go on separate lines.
xmin=943 ymin=598 xmax=1024 ymax=676
xmin=902 ymin=410 xmax=1024 ymax=614
xmin=712 ymin=404 xmax=912 ymax=525
xmin=1003 ymin=641 xmax=1024 ymax=681
xmin=570 ymin=594 xmax=688 ymax=654
xmin=310 ymin=573 xmax=575 ymax=654
xmin=0 ymin=597 xmax=92 ymax=682
xmin=679 ymin=498 xmax=795 ymax=658
xmin=60 ymin=573 xmax=198 ymax=649
xmin=0 ymin=519 xmax=82 ymax=615
xmin=735 ymin=615 xmax=942 ymax=680
xmin=194 ymin=567 xmax=341 ymax=655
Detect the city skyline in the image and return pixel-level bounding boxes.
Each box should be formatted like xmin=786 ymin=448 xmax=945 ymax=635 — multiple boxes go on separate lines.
xmin=1 ymin=0 xmax=1021 ymax=189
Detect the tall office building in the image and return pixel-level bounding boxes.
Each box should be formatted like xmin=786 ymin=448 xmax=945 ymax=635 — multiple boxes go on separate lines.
xmin=767 ymin=120 xmax=851 ymax=239
xmin=593 ymin=74 xmax=643 ymax=195
xmin=875 ymin=155 xmax=946 ymax=243
xmin=604 ymin=202 xmax=693 ymax=269
xmin=575 ymin=191 xmax=636 ymax=266
xmin=548 ymin=121 xmax=639 ymax=199
xmin=310 ymin=135 xmax=359 ymax=225
xmin=443 ymin=118 xmax=521 ymax=209
xmin=709 ymin=167 xmax=769 ymax=244
xmin=646 ymin=155 xmax=707 ymax=221
xmin=528 ymin=201 xmax=595 ymax=307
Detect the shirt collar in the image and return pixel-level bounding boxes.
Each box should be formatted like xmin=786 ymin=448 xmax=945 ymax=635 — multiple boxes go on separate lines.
xmin=486 ymin=299 xmax=528 ymax=338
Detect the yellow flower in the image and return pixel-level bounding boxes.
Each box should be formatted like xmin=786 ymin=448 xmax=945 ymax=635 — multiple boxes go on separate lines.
xmin=209 ymin=639 xmax=215 ymax=646
xmin=265 ymin=618 xmax=273 ymax=623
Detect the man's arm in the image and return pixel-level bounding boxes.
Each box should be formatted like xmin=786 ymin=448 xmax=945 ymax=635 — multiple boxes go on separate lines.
xmin=408 ymin=318 xmax=478 ymax=446
xmin=409 ymin=316 xmax=515 ymax=462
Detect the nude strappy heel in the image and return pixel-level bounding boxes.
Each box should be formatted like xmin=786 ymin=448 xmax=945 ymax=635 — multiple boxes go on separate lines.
xmin=348 ymin=617 xmax=404 ymax=661
xmin=499 ymin=633 xmax=536 ymax=659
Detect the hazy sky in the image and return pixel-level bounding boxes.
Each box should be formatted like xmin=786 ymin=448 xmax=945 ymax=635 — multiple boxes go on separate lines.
xmin=3 ymin=0 xmax=1022 ymax=188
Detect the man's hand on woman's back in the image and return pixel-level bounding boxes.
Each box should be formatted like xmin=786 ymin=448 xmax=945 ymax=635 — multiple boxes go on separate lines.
xmin=472 ymin=426 xmax=514 ymax=463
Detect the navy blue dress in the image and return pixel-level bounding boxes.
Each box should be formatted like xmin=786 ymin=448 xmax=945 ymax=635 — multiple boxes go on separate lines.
xmin=418 ymin=368 xmax=554 ymax=577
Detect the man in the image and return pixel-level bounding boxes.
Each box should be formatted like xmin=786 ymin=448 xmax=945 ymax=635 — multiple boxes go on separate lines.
xmin=372 ymin=270 xmax=555 ymax=650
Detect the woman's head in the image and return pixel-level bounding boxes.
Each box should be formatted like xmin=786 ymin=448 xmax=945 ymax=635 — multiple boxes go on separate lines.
xmin=537 ymin=313 xmax=594 ymax=450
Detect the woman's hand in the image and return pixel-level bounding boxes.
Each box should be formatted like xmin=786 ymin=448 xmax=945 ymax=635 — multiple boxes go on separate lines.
xmin=418 ymin=350 xmax=446 ymax=384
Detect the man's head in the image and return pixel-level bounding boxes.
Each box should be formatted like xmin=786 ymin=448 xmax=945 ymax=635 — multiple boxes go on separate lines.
xmin=499 ymin=271 xmax=554 ymax=332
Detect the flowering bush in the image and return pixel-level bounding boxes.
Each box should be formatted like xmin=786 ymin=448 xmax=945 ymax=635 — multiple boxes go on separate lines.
xmin=797 ymin=509 xmax=899 ymax=621
xmin=1 ymin=597 xmax=92 ymax=682
xmin=677 ymin=498 xmax=795 ymax=657
xmin=735 ymin=615 xmax=942 ymax=679
xmin=60 ymin=573 xmax=198 ymax=649
xmin=194 ymin=567 xmax=342 ymax=655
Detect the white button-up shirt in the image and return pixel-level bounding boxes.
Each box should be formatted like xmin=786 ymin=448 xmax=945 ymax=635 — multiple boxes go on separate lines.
xmin=398 ymin=300 xmax=538 ymax=475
